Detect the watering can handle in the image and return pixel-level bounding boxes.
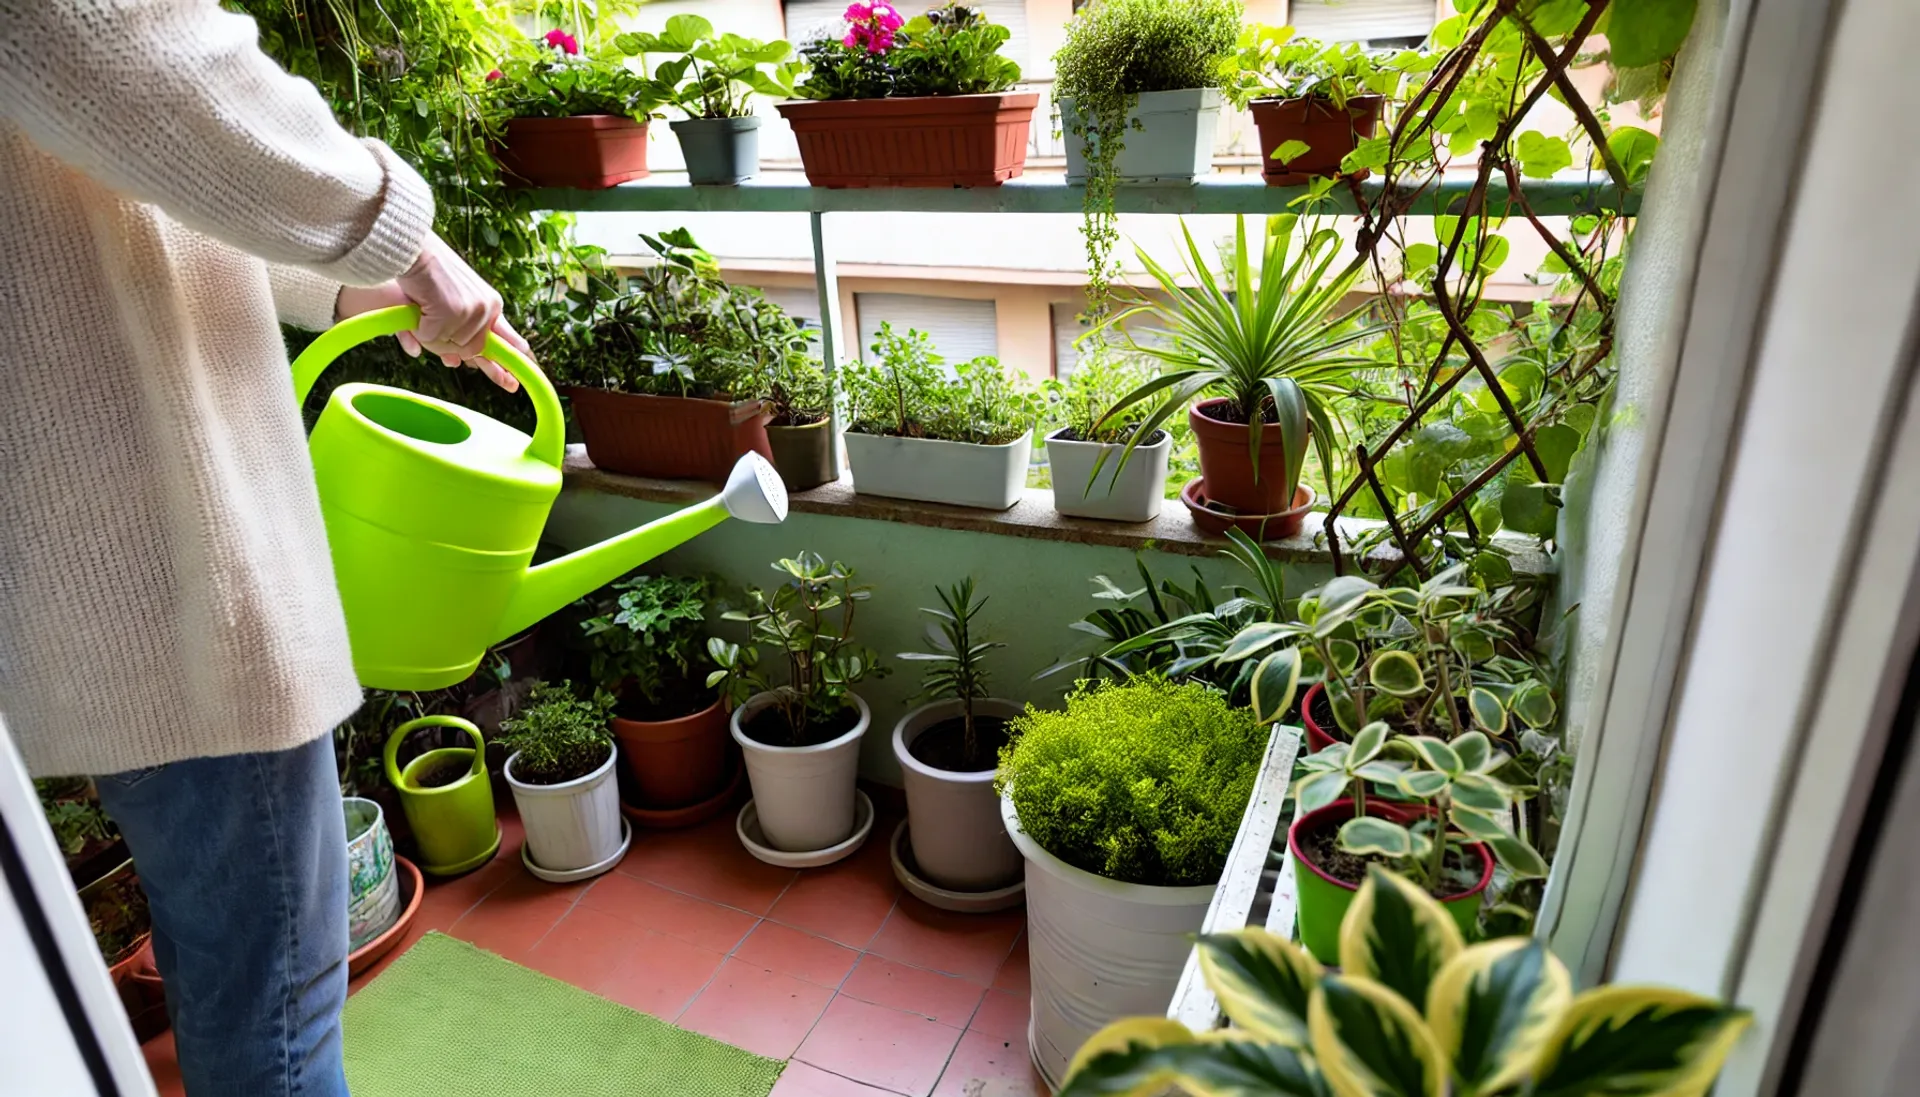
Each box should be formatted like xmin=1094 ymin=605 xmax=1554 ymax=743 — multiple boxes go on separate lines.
xmin=383 ymin=715 xmax=487 ymax=790
xmin=290 ymin=305 xmax=566 ymax=469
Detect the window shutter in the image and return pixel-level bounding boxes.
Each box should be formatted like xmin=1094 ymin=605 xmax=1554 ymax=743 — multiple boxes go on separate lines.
xmin=1052 ymin=303 xmax=1089 ymax=378
xmin=855 ymin=293 xmax=999 ymax=369
xmin=1286 ymin=0 xmax=1437 ymax=44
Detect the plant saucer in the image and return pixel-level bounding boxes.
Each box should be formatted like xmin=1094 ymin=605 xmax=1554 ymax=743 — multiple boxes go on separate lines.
xmin=889 ymin=820 xmax=1025 ymax=913
xmin=736 ymin=791 xmax=873 ymax=869
xmin=521 ymin=819 xmax=632 ymax=884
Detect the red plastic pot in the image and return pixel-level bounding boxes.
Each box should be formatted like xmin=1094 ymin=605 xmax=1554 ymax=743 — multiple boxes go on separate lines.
xmin=1287 ymin=798 xmax=1493 ymax=964
xmin=1302 ymin=681 xmax=1340 ymax=752
xmin=568 ymin=388 xmax=774 ymax=483
xmin=777 ymin=93 xmax=1039 ymax=188
xmin=1250 ymin=95 xmax=1385 ymax=186
xmin=496 ymin=115 xmax=650 ymax=189
xmin=1189 ymin=398 xmax=1306 ymax=515
xmin=613 ymin=696 xmax=731 ymax=811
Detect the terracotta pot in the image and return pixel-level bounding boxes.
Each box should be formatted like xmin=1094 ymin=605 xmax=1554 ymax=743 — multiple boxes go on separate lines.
xmin=1188 ymin=398 xmax=1306 ymax=514
xmin=777 ymin=93 xmax=1039 ymax=188
xmin=766 ymin=418 xmax=838 ymax=491
xmin=613 ymin=696 xmax=731 ymax=810
xmin=568 ymin=388 xmax=774 ymax=482
xmin=1181 ymin=479 xmax=1315 ymax=541
xmin=122 ymin=938 xmax=169 ymax=1041
xmin=1250 ymin=95 xmax=1386 ymax=186
xmin=496 ymin=115 xmax=650 ymax=189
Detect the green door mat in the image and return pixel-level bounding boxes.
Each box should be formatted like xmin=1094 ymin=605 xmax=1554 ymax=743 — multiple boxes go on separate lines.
xmin=343 ymin=932 xmax=784 ymax=1096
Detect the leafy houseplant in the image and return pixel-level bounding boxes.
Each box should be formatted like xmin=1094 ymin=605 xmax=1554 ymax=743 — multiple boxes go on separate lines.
xmin=710 ymin=553 xmax=886 ymax=855
xmin=618 ymin=14 xmax=800 ymax=185
xmin=1223 ymin=27 xmax=1428 ymax=184
xmin=840 ymin=324 xmax=1043 ymax=510
xmin=1059 ymin=867 xmax=1751 ymax=1097
xmin=778 ymin=3 xmax=1039 ymax=188
xmin=1096 ymin=214 xmax=1384 ymax=532
xmin=1053 ymin=0 xmax=1241 ymax=316
xmin=892 ymin=578 xmax=1023 ymax=898
xmin=997 ymin=675 xmax=1268 ymax=1085
xmin=488 ymin=28 xmax=663 ymax=189
xmin=84 ymin=865 xmax=151 ymax=972
xmin=1042 ymin=355 xmax=1174 ymax=521
xmin=498 ymin=683 xmax=625 ymax=878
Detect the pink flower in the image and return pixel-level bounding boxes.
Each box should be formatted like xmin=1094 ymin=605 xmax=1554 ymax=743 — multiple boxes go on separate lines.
xmin=543 ymin=28 xmax=580 ymax=55
xmin=841 ymin=0 xmax=903 ymax=54
xmin=485 ymin=68 xmax=503 ymax=82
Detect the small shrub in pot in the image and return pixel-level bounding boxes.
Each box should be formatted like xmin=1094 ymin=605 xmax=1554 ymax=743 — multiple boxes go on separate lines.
xmin=618 ymin=15 xmax=800 ymax=185
xmin=497 ymin=683 xmax=625 ymax=876
xmin=1040 ymin=354 xmax=1172 ymax=521
xmin=1222 ymin=28 xmax=1431 ymax=183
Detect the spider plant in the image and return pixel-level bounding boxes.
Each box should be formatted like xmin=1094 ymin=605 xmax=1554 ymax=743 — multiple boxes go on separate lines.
xmin=1091 ymin=213 xmax=1386 ymax=502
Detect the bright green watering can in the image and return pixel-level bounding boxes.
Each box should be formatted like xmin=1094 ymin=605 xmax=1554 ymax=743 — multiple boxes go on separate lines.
xmin=384 ymin=715 xmax=499 ymax=876
xmin=292 ymin=305 xmax=789 ymax=691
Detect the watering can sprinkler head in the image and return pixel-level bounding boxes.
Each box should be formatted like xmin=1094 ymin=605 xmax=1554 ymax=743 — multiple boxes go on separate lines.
xmin=721 ymin=452 xmax=790 ymax=525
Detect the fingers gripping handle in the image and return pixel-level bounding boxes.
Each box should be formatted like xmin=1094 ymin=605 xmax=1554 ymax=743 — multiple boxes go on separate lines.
xmin=289 ymin=305 xmax=567 ymax=469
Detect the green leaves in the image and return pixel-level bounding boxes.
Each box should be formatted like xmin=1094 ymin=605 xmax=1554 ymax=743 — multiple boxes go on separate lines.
xmin=1426 ymin=940 xmax=1572 ymax=1094
xmin=1310 ymin=975 xmax=1448 ymax=1097
xmin=1515 ymin=131 xmax=1573 ymax=178
xmin=1606 ymin=126 xmax=1662 ymax=186
xmin=1339 ymin=867 xmax=1464 ymax=1010
xmin=1528 ymin=986 xmax=1752 ymax=1097
xmin=1468 ymin=688 xmax=1508 ymax=736
xmin=1607 ymin=0 xmax=1700 ymax=68
xmin=1197 ymin=930 xmax=1323 ymax=1046
xmin=1273 ymin=138 xmax=1313 ymax=165
xmin=1252 ymin=646 xmax=1305 ymax=723
xmin=1370 ymin=650 xmax=1427 ymax=697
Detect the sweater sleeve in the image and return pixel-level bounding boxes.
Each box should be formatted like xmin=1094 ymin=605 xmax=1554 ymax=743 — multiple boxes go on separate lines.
xmin=266 ymin=263 xmax=345 ymax=333
xmin=0 ymin=0 xmax=434 ymax=287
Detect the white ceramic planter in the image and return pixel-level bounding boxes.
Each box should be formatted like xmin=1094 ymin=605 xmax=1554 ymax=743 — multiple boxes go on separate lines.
xmin=893 ymin=699 xmax=1023 ymax=893
xmin=732 ymin=691 xmax=871 ymax=852
xmin=1045 ymin=428 xmax=1170 ymax=522
xmin=1002 ymin=793 xmax=1215 ymax=1090
xmin=505 ymin=745 xmax=623 ymax=875
xmin=844 ymin=430 xmax=1031 ymax=511
xmin=1061 ymin=88 xmax=1224 ymax=184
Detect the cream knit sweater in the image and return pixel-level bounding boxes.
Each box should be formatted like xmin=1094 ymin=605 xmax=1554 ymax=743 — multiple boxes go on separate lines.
xmin=0 ymin=1 xmax=439 ymax=776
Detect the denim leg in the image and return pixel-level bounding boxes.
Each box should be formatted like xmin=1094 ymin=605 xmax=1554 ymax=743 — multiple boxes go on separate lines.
xmin=95 ymin=735 xmax=349 ymax=1097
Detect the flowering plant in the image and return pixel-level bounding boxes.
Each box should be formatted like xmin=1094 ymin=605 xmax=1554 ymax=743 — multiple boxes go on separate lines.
xmin=794 ymin=3 xmax=1021 ymax=101
xmin=487 ymin=28 xmax=661 ymax=120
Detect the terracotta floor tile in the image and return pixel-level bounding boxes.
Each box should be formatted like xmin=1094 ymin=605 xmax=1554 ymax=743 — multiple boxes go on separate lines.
xmin=932 ymin=1029 xmax=1047 ymax=1097
xmin=618 ymin=815 xmax=798 ymax=914
xmin=677 ymin=957 xmax=836 ymax=1059
xmin=990 ymin=934 xmax=1029 ymax=995
xmin=443 ymin=870 xmax=585 ymax=962
xmin=579 ymin=871 xmax=758 ymax=953
xmin=967 ymin=989 xmax=1029 ymax=1042
xmin=841 ymin=955 xmax=986 ymax=1028
xmin=795 ymin=994 xmax=964 ymax=1097
xmin=866 ymin=897 xmax=1023 ymax=986
xmin=734 ymin=920 xmax=861 ymax=987
xmin=770 ymin=1061 xmax=905 ymax=1097
xmin=523 ymin=906 xmax=650 ymax=992
xmin=594 ymin=928 xmax=727 ymax=1020
xmin=767 ymin=835 xmax=900 ymax=947
xmin=142 ymin=1031 xmax=184 ymax=1097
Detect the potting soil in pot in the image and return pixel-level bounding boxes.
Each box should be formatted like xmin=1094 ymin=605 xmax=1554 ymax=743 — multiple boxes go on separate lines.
xmin=1299 ymin=822 xmax=1482 ymax=898
xmin=738 ymin=703 xmax=861 ymax=749
xmin=906 ymin=716 xmax=1011 ymax=772
xmin=411 ymin=756 xmax=471 ymax=789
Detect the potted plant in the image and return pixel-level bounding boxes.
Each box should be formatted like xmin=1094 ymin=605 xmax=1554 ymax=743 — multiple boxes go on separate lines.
xmin=995 ymin=676 xmax=1267 ymax=1088
xmin=733 ymin=289 xmax=837 ymax=490
xmin=1222 ymin=27 xmax=1418 ymax=185
xmin=487 ymin=28 xmax=662 ymax=189
xmin=578 ymin=572 xmax=736 ymax=818
xmin=35 ymin=778 xmax=126 ymax=888
xmin=539 ymin=230 xmax=778 ymax=482
xmin=840 ymin=324 xmax=1042 ymax=510
xmin=1058 ymin=868 xmax=1751 ymax=1097
xmin=708 ymin=553 xmax=885 ymax=858
xmin=891 ymin=578 xmax=1022 ymax=907
xmin=779 ymin=2 xmax=1037 ymax=188
xmin=497 ymin=682 xmax=627 ymax=881
xmin=1042 ymin=354 xmax=1171 ymax=522
xmin=81 ymin=861 xmax=150 ymax=988
xmin=618 ymin=15 xmax=800 ymax=185
xmin=1096 ymin=214 xmax=1384 ymax=534
xmin=1054 ymin=0 xmax=1240 ymax=315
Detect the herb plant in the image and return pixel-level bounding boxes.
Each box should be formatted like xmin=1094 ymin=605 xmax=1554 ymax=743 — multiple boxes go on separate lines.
xmin=86 ymin=869 xmax=150 ymax=966
xmin=995 ymin=677 xmax=1264 ymax=886
xmin=487 ymin=28 xmax=661 ymax=120
xmin=795 ymin=3 xmax=1022 ymax=101
xmin=1060 ymin=869 xmax=1750 ymax=1097
xmin=497 ymin=682 xmax=616 ymax=785
xmin=578 ymin=573 xmax=715 ymax=715
xmin=1221 ymin=27 xmax=1421 ymax=108
xmin=41 ymin=797 xmax=114 ymax=858
xmin=1040 ymin=354 xmax=1157 ymax=445
xmin=898 ymin=578 xmax=1004 ymax=767
xmin=708 ymin=553 xmax=885 ymax=744
xmin=1053 ymin=0 xmax=1240 ymax=317
xmin=841 ymin=324 xmax=1040 ymax=446
xmin=618 ymin=15 xmax=800 ymax=119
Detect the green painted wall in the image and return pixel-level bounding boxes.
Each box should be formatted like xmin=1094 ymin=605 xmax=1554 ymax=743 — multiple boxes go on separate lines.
xmin=544 ymin=487 xmax=1336 ymax=785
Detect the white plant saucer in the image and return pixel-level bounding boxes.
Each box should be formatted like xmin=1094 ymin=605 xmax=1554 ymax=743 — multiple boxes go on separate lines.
xmin=521 ymin=819 xmax=631 ymax=884
xmin=889 ymin=821 xmax=1026 ymax=913
xmin=736 ymin=791 xmax=874 ymax=868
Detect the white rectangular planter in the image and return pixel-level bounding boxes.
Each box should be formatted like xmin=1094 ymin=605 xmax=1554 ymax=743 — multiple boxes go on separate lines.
xmin=1061 ymin=87 xmax=1224 ymax=185
xmin=843 ymin=429 xmax=1031 ymax=511
xmin=1046 ymin=428 xmax=1170 ymax=522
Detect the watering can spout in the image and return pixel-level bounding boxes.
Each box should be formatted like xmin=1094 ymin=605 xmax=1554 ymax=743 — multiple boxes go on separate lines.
xmin=495 ymin=452 xmax=791 ymax=638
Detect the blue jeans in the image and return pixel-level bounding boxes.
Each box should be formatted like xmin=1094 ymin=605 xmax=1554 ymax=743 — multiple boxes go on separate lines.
xmin=95 ymin=735 xmax=349 ymax=1097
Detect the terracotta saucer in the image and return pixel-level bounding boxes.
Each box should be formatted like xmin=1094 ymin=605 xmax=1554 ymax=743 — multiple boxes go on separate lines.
xmin=1180 ymin=478 xmax=1316 ymax=541
xmin=347 ymin=856 xmax=422 ymax=978
xmin=620 ymin=753 xmax=746 ymax=830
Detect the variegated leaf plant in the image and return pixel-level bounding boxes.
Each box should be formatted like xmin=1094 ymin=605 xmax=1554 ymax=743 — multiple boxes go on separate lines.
xmin=1058 ymin=866 xmax=1751 ymax=1097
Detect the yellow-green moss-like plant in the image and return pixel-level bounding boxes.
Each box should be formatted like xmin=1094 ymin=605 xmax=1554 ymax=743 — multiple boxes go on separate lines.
xmin=996 ymin=677 xmax=1265 ymax=886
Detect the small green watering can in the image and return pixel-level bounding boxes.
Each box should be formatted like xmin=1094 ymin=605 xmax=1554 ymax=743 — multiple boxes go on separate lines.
xmin=292 ymin=305 xmax=789 ymax=691
xmin=384 ymin=715 xmax=500 ymax=876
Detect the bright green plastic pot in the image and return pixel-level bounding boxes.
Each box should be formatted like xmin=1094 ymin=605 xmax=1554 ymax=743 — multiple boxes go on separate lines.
xmin=1287 ymin=799 xmax=1492 ymax=964
xmin=384 ymin=716 xmax=501 ymax=876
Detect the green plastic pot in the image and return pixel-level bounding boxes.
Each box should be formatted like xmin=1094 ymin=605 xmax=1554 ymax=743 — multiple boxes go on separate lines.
xmin=1287 ymin=799 xmax=1493 ymax=964
xmin=384 ymin=716 xmax=501 ymax=876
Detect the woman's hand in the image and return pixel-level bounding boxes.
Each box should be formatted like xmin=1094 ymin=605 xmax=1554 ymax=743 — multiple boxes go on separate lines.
xmin=335 ymin=233 xmax=532 ymax=393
